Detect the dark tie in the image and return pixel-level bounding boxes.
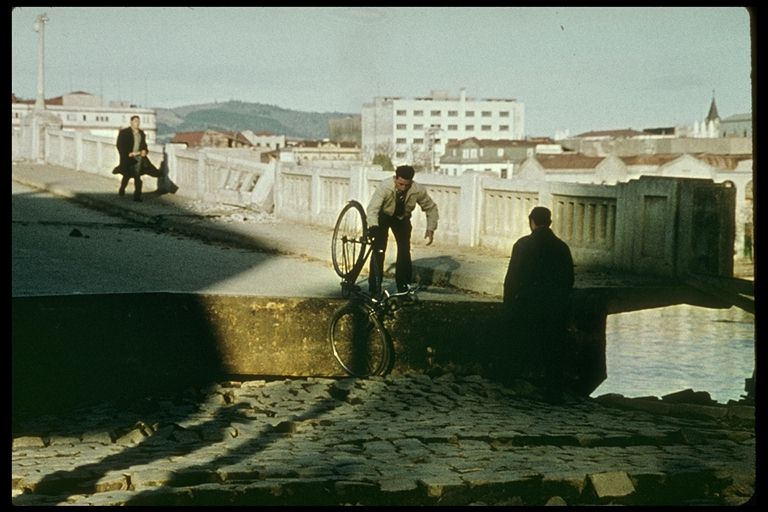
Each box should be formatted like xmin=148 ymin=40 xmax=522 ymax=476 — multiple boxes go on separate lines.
xmin=394 ymin=191 xmax=405 ymax=217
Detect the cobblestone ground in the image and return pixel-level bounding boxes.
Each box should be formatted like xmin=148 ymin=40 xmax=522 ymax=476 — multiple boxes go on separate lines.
xmin=12 ymin=373 xmax=755 ymax=506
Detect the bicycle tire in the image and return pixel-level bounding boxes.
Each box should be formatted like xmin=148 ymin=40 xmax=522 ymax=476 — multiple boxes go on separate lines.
xmin=331 ymin=200 xmax=368 ymax=280
xmin=328 ymin=301 xmax=393 ymax=377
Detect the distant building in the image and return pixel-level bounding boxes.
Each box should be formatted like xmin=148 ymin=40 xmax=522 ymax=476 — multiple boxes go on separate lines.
xmin=240 ymin=130 xmax=286 ymax=150
xmin=720 ymin=113 xmax=752 ymax=138
xmin=515 ymin=150 xmax=753 ymax=259
xmin=11 ymin=91 xmax=157 ymax=143
xmin=171 ymin=129 xmax=252 ymax=149
xmin=572 ymin=128 xmax=647 ymax=140
xmin=279 ymin=139 xmax=361 ymax=163
xmin=438 ymin=137 xmax=557 ymax=178
xmin=517 ymin=153 xmax=628 ymax=185
xmin=562 ymin=123 xmax=751 ymax=157
xmin=361 ymin=88 xmax=525 ymax=169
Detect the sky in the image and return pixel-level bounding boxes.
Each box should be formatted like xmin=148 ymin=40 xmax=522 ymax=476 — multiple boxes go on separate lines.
xmin=11 ymin=6 xmax=753 ymax=137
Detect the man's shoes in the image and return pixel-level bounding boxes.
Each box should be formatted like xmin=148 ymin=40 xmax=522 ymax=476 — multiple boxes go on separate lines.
xmin=133 ymin=196 xmax=143 ymax=202
xmin=118 ymin=186 xmax=126 ymax=197
xmin=169 ymin=183 xmax=179 ymax=194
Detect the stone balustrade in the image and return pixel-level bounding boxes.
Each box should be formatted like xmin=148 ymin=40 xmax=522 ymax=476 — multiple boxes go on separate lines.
xmin=19 ymin=126 xmax=736 ymax=278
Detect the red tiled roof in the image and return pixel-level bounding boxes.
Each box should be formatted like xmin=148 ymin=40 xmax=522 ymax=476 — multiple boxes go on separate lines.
xmin=171 ymin=131 xmax=206 ymax=146
xmin=445 ymin=137 xmax=549 ymax=148
xmin=619 ymin=154 xmax=683 ymax=166
xmin=574 ymin=129 xmax=645 ymax=138
xmin=694 ymin=153 xmax=752 ymax=170
xmin=171 ymin=130 xmax=252 ymax=147
xmin=535 ymin=154 xmax=604 ymax=170
xmin=219 ymin=130 xmax=252 ymax=146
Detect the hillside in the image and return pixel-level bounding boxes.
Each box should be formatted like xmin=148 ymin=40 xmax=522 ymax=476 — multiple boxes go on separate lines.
xmin=155 ymin=100 xmax=357 ymax=142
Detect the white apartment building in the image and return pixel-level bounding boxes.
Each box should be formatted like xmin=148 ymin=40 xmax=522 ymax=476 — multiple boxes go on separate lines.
xmin=12 ymin=91 xmax=157 ymax=143
xmin=361 ymin=88 xmax=524 ymax=169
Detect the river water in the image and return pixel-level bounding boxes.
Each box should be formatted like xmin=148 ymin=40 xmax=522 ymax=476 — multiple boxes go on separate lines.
xmin=591 ymin=304 xmax=755 ymax=404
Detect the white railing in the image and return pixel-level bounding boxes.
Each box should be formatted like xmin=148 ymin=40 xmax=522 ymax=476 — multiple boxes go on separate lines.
xmin=17 ymin=125 xmax=737 ymax=277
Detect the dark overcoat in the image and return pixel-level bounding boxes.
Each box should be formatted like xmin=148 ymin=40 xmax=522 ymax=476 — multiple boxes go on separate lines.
xmin=112 ymin=127 xmax=157 ymax=176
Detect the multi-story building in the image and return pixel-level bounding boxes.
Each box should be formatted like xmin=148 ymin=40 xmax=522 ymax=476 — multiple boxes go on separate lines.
xmin=438 ymin=137 xmax=557 ymax=178
xmin=361 ymin=88 xmax=524 ymax=169
xmin=12 ymin=91 xmax=157 ymax=143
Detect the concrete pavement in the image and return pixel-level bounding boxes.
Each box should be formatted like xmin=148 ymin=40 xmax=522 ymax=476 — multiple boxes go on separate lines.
xmin=11 ymin=161 xmax=672 ymax=300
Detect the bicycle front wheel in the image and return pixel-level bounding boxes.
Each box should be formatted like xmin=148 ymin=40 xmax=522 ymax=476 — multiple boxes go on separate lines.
xmin=328 ymin=302 xmax=393 ymax=377
xmin=331 ymin=201 xmax=368 ymax=280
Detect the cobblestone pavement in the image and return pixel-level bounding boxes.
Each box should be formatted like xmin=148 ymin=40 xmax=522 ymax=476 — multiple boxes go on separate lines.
xmin=12 ymin=373 xmax=755 ymax=506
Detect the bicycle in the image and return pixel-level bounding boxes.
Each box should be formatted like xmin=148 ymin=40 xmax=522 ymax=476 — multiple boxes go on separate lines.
xmin=328 ymin=200 xmax=420 ymax=377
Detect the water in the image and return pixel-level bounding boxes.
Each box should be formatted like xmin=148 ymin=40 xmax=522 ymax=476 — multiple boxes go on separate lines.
xmin=591 ymin=304 xmax=755 ymax=404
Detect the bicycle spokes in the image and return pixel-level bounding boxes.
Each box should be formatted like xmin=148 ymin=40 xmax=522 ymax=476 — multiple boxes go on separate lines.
xmin=329 ymin=303 xmax=391 ymax=377
xmin=332 ymin=201 xmax=368 ymax=280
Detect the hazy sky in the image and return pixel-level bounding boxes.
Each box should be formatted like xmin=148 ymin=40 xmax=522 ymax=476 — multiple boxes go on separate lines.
xmin=11 ymin=6 xmax=753 ymax=136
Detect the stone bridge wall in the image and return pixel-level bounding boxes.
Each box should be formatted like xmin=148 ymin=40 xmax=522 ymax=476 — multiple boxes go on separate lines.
xmin=18 ymin=127 xmax=737 ymax=278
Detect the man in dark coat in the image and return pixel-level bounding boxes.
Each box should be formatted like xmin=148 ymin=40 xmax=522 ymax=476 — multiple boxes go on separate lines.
xmin=503 ymin=206 xmax=574 ymax=398
xmin=112 ymin=115 xmax=162 ymax=202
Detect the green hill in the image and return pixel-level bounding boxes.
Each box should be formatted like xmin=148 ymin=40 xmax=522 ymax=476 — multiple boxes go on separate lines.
xmin=155 ymin=100 xmax=356 ymax=141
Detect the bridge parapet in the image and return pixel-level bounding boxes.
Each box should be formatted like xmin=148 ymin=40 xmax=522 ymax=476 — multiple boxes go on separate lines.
xmin=24 ymin=126 xmax=736 ymax=278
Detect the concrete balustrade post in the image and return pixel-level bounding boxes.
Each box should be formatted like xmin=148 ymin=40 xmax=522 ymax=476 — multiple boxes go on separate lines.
xmin=349 ymin=164 xmax=368 ymax=202
xmin=311 ymin=166 xmax=322 ymax=222
xmin=196 ymin=152 xmax=207 ymax=201
xmin=458 ymin=171 xmax=481 ymax=247
xmin=74 ymin=131 xmax=83 ymax=172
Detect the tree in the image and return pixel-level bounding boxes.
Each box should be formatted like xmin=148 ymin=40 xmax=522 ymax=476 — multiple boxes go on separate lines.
xmin=372 ymin=153 xmax=394 ymax=172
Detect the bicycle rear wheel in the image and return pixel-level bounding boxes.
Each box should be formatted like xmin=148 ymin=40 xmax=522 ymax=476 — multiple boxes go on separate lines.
xmin=331 ymin=201 xmax=368 ymax=280
xmin=328 ymin=302 xmax=393 ymax=377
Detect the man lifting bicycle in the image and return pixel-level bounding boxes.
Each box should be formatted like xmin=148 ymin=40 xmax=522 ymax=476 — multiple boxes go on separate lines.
xmin=365 ymin=165 xmax=439 ymax=296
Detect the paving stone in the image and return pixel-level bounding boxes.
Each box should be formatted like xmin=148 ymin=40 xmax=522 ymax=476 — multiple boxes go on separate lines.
xmin=418 ymin=472 xmax=466 ymax=498
xmin=215 ymin=464 xmax=263 ymax=483
xmin=9 ymin=376 xmax=755 ymax=506
xmin=726 ymin=405 xmax=755 ymax=421
xmin=379 ymin=477 xmax=419 ymax=492
xmin=78 ymin=431 xmax=112 ymax=446
xmin=93 ymin=471 xmax=130 ymax=493
xmin=12 ymin=436 xmax=46 ymax=449
xmin=588 ymin=471 xmax=636 ymax=499
xmin=126 ymin=468 xmax=176 ymax=489
xmin=114 ymin=428 xmax=147 ymax=446
xmin=172 ymin=429 xmax=202 ymax=443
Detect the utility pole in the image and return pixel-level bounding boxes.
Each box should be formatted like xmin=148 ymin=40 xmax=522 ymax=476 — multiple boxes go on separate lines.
xmin=33 ymin=13 xmax=49 ymax=111
xmin=21 ymin=12 xmax=61 ymax=162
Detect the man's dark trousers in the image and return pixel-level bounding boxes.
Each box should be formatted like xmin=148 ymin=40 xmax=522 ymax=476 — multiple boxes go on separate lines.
xmin=369 ymin=214 xmax=412 ymax=294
